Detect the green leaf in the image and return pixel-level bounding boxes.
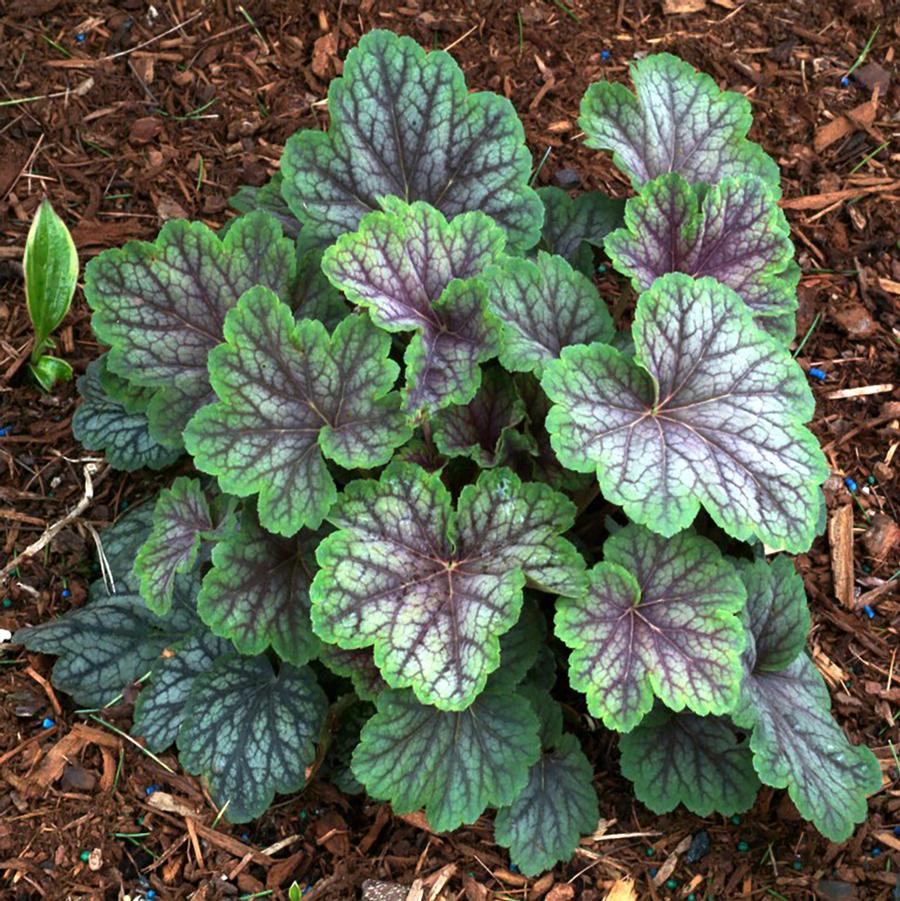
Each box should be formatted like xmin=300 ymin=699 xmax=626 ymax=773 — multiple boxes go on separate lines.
xmin=491 ymin=596 xmax=548 ymax=690
xmin=133 ymin=630 xmax=233 ymax=752
xmin=312 ymin=463 xmax=585 ymax=710
xmin=184 ymin=287 xmax=411 ymax=536
xmin=135 ymin=477 xmax=227 ymax=616
xmin=351 ymin=687 xmax=541 ymax=831
xmin=177 ymin=655 xmax=328 ymax=822
xmin=24 ymin=199 xmax=78 ymax=355
xmin=736 ymin=556 xmax=810 ymax=672
xmin=85 ymin=212 xmax=295 ymax=447
xmin=494 ymin=733 xmax=598 ymax=876
xmin=228 ymin=173 xmax=301 ymax=239
xmin=290 ymin=247 xmax=348 ymax=331
xmin=487 ymin=252 xmax=614 ymax=375
xmin=618 ymin=705 xmax=759 ymax=817
xmin=542 ymin=273 xmax=828 ymax=552
xmin=432 ymin=368 xmax=525 ymax=467
xmin=319 ymin=647 xmax=388 ymax=701
xmin=604 ymin=173 xmax=798 ymax=339
xmin=72 ymin=358 xmax=181 ymax=472
xmin=555 ymin=524 xmax=745 ymax=732
xmin=321 ymin=199 xmax=506 ymax=415
xmin=281 ymin=30 xmax=542 ymax=251
xmin=537 ymin=186 xmax=625 ymax=274
xmin=732 ymin=558 xmax=881 ymax=842
xmin=198 ymin=512 xmax=323 ymax=665
xmin=580 ymin=53 xmax=780 ymax=192
xmin=29 ymin=355 xmax=73 ymax=391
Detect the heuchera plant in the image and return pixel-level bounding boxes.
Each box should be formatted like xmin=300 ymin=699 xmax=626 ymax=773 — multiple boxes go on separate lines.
xmin=16 ymin=35 xmax=882 ymax=873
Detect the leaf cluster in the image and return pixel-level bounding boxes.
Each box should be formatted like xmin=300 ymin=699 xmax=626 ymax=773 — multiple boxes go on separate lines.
xmin=19 ymin=35 xmax=879 ymax=875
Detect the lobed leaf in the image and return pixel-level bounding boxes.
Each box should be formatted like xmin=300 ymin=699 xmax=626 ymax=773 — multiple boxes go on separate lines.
xmin=184 ymin=287 xmax=410 ymax=536
xmin=72 ymin=358 xmax=181 ymax=472
xmin=605 ymin=173 xmax=798 ymax=339
xmin=311 ymin=462 xmax=585 ymax=710
xmin=197 ymin=512 xmax=323 ymax=665
xmin=494 ymin=733 xmax=598 ymax=876
xmin=135 ymin=477 xmax=227 ymax=616
xmin=85 ymin=212 xmax=295 ymax=447
xmin=432 ymin=367 xmax=525 ymax=467
xmin=281 ymin=30 xmax=542 ymax=251
xmin=322 ymin=199 xmax=506 ymax=414
xmin=133 ymin=630 xmax=233 ymax=752
xmin=228 ymin=173 xmax=302 ymax=239
xmin=580 ymin=53 xmax=779 ymax=191
xmin=537 ymin=186 xmax=625 ymax=274
xmin=618 ymin=705 xmax=759 ymax=817
xmin=556 ymin=524 xmax=745 ymax=732
xmin=178 ymin=655 xmax=328 ymax=822
xmin=733 ymin=558 xmax=881 ymax=841
xmin=487 ymin=252 xmax=614 ymax=375
xmin=542 ymin=273 xmax=828 ymax=551
xmin=319 ymin=646 xmax=388 ymax=701
xmin=351 ymin=687 xmax=541 ymax=831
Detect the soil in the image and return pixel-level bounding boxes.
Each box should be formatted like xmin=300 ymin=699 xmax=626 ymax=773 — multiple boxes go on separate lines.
xmin=1 ymin=1 xmax=899 ymax=899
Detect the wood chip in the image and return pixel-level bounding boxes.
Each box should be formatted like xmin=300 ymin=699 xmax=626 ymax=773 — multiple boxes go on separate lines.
xmin=813 ymin=98 xmax=878 ymax=152
xmin=828 ymin=502 xmax=855 ymax=608
xmin=604 ymin=878 xmax=636 ymax=901
xmin=663 ymin=0 xmax=706 ymax=11
xmin=826 ymin=383 xmax=894 ymax=399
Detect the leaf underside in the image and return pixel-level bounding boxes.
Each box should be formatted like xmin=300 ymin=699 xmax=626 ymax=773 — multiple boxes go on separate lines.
xmin=281 ymin=29 xmax=542 ymax=251
xmin=542 ymin=273 xmax=828 ymax=551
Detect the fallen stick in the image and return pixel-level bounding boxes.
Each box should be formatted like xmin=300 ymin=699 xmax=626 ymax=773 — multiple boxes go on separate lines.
xmin=0 ymin=462 xmax=106 ymax=584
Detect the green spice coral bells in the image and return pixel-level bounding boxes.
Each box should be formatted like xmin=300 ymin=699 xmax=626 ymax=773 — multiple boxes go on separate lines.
xmin=16 ymin=32 xmax=880 ymax=874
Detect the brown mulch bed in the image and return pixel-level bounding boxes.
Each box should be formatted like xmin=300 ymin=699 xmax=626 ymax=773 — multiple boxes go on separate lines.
xmin=1 ymin=1 xmax=898 ymax=899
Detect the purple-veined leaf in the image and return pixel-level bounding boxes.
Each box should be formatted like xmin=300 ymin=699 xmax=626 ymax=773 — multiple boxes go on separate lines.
xmin=506 ymin=374 xmax=593 ymax=494
xmin=537 ymin=186 xmax=625 ymax=275
xmin=618 ymin=705 xmax=759 ymax=817
xmin=177 ymin=655 xmax=328 ymax=822
xmin=605 ymin=173 xmax=798 ymax=339
xmin=133 ymin=629 xmax=233 ymax=752
xmin=487 ymin=252 xmax=614 ymax=375
xmin=290 ymin=247 xmax=349 ymax=332
xmin=321 ymin=199 xmax=505 ymax=415
xmin=555 ymin=524 xmax=745 ymax=732
xmin=732 ymin=558 xmax=881 ymax=841
xmin=491 ymin=596 xmax=547 ymax=690
xmin=135 ymin=477 xmax=236 ymax=616
xmin=432 ymin=368 xmax=525 ymax=467
xmin=542 ymin=273 xmax=828 ymax=551
xmin=319 ymin=646 xmax=388 ymax=701
xmin=494 ymin=732 xmax=598 ymax=876
xmin=72 ymin=357 xmax=181 ymax=472
xmin=197 ymin=511 xmax=323 ymax=666
xmin=13 ymin=509 xmax=201 ymax=707
xmin=580 ymin=53 xmax=780 ymax=191
xmin=84 ymin=212 xmax=295 ymax=448
xmin=281 ymin=30 xmax=542 ymax=252
xmin=351 ymin=686 xmax=541 ymax=831
xmin=228 ymin=173 xmax=301 ymax=239
xmin=183 ymin=287 xmax=411 ymax=537
xmin=311 ymin=462 xmax=585 ymax=710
